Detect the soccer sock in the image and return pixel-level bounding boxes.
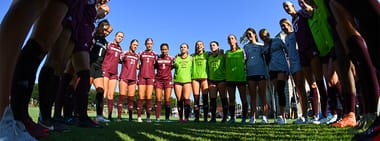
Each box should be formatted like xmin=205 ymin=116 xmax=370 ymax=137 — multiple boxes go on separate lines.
xmin=184 ymin=99 xmax=191 ymax=119
xmin=316 ymin=80 xmax=328 ymax=117
xmin=95 ymin=89 xmax=104 ymax=116
xmin=348 ymin=35 xmax=380 ymax=113
xmin=63 ymin=85 xmax=74 ymax=118
xmin=156 ymin=101 xmax=162 ymax=119
xmin=38 ymin=66 xmax=59 ymax=121
xmin=128 ymin=96 xmax=134 ymax=120
xmin=229 ymin=105 xmax=235 ymax=119
xmin=221 ymin=98 xmax=228 ymax=120
xmin=108 ymin=99 xmax=114 ymax=119
xmin=202 ymin=94 xmax=209 ymax=121
xmin=210 ymin=98 xmax=217 ymax=120
xmin=311 ymin=87 xmax=319 ymax=118
xmin=137 ymin=99 xmax=143 ymax=117
xmin=194 ymin=95 xmax=200 ymax=120
xmin=328 ymin=85 xmax=338 ymax=115
xmin=146 ymin=99 xmax=152 ymax=118
xmin=11 ymin=39 xmax=47 ymax=120
xmin=117 ymin=95 xmax=126 ymax=119
xmin=54 ymin=73 xmax=72 ymax=119
xmin=165 ymin=101 xmax=171 ymax=120
xmin=177 ymin=99 xmax=183 ymax=120
xmin=75 ymin=70 xmax=90 ymax=120
xmin=242 ymin=102 xmax=248 ymax=119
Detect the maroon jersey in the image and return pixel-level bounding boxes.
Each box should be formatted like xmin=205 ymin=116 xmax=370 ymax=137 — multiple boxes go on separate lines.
xmin=138 ymin=50 xmax=157 ymax=79
xmin=155 ymin=54 xmax=174 ymax=80
xmin=120 ymin=51 xmax=139 ymax=80
xmin=102 ymin=42 xmax=122 ymax=75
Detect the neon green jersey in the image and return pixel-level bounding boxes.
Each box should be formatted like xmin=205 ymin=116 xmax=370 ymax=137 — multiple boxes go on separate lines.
xmin=208 ymin=53 xmax=225 ymax=81
xmin=308 ymin=0 xmax=334 ymax=57
xmin=192 ymin=52 xmax=208 ymax=79
xmin=174 ymin=55 xmax=193 ymax=83
xmin=225 ymin=48 xmax=246 ymax=82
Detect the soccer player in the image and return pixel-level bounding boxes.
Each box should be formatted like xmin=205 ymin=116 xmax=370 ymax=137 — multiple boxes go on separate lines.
xmin=103 ymin=31 xmax=124 ymax=121
xmin=191 ymin=40 xmax=209 ymax=122
xmin=119 ymin=39 xmax=139 ymax=122
xmin=137 ymin=38 xmax=157 ymax=123
xmin=241 ymin=28 xmax=269 ymax=124
xmin=154 ymin=43 xmax=174 ymax=122
xmin=207 ymin=41 xmax=228 ymax=123
xmin=173 ymin=43 xmax=193 ymax=123
xmin=225 ymin=34 xmax=247 ymax=124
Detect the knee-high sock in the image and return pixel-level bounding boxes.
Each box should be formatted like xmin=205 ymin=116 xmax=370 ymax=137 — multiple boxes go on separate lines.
xmin=128 ymin=96 xmax=134 ymax=120
xmin=310 ymin=87 xmax=319 ymax=118
xmin=328 ymin=85 xmax=338 ymax=115
xmin=193 ymin=95 xmax=200 ymax=120
xmin=316 ymin=80 xmax=328 ymax=117
xmin=137 ymin=99 xmax=144 ymax=117
xmin=165 ymin=101 xmax=171 ymax=120
xmin=210 ymin=98 xmax=217 ymax=119
xmin=95 ymin=89 xmax=104 ymax=116
xmin=63 ymin=85 xmax=74 ymax=118
xmin=54 ymin=73 xmax=72 ymax=118
xmin=117 ymin=95 xmax=126 ymax=118
xmin=202 ymin=94 xmax=209 ymax=121
xmin=11 ymin=39 xmax=47 ymax=120
xmin=146 ymin=99 xmax=152 ymax=118
xmin=156 ymin=101 xmax=162 ymax=119
xmin=348 ymin=35 xmax=380 ymax=113
xmin=229 ymin=105 xmax=235 ymax=119
xmin=242 ymin=102 xmax=248 ymax=119
xmin=107 ymin=99 xmax=114 ymax=119
xmin=38 ymin=66 xmax=59 ymax=121
xmin=177 ymin=99 xmax=184 ymax=120
xmin=221 ymin=98 xmax=229 ymax=120
xmin=184 ymin=99 xmax=191 ymax=119
xmin=75 ymin=70 xmax=90 ymax=120
xmin=277 ymin=80 xmax=286 ymax=107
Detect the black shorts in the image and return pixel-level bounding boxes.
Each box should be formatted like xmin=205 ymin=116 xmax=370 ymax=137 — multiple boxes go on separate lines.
xmin=90 ymin=64 xmax=103 ymax=78
xmin=247 ymin=75 xmax=266 ymax=81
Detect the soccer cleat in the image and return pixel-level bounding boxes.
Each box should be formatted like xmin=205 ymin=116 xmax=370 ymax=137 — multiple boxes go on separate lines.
xmin=137 ymin=117 xmax=143 ymax=123
xmin=331 ymin=115 xmax=357 ymax=128
xmin=209 ymin=118 xmax=216 ymax=123
xmin=77 ymin=117 xmax=103 ymax=128
xmin=326 ymin=115 xmax=338 ymax=124
xmin=0 ymin=106 xmax=37 ymax=141
xmin=241 ymin=117 xmax=247 ymax=124
xmin=221 ymin=118 xmax=227 ymax=124
xmin=146 ymin=118 xmax=152 ymax=123
xmin=261 ymin=116 xmax=268 ymax=124
xmin=276 ymin=117 xmax=286 ymax=124
xmin=249 ymin=117 xmax=256 ymax=124
xmin=165 ymin=119 xmax=171 ymax=123
xmin=116 ymin=118 xmax=122 ymax=122
xmin=318 ymin=118 xmax=329 ymax=124
xmin=227 ymin=118 xmax=235 ymax=124
xmin=309 ymin=117 xmax=320 ymax=124
xmin=22 ymin=117 xmax=49 ymax=139
xmin=293 ymin=117 xmax=307 ymax=124
xmin=96 ymin=116 xmax=110 ymax=123
xmin=155 ymin=119 xmax=160 ymax=123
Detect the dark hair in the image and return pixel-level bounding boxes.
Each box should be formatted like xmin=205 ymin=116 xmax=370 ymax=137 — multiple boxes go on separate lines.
xmin=240 ymin=27 xmax=258 ymax=44
xmin=194 ymin=40 xmax=205 ymax=53
xmin=259 ymin=28 xmax=270 ymax=39
xmin=160 ymin=43 xmax=169 ymax=50
xmin=130 ymin=39 xmax=138 ymax=45
xmin=227 ymin=34 xmax=240 ymax=50
xmin=145 ymin=38 xmax=153 ymax=45
xmin=95 ymin=19 xmax=110 ymax=36
xmin=210 ymin=41 xmax=219 ymax=46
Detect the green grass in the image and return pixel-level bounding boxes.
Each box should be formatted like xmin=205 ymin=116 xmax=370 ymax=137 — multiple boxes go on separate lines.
xmin=28 ymin=107 xmax=354 ymax=141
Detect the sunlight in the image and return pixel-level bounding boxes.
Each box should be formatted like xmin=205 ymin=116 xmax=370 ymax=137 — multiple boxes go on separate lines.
xmin=115 ymin=130 xmax=134 ymax=141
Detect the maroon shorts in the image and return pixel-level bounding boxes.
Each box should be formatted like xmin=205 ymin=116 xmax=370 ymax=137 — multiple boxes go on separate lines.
xmin=155 ymin=79 xmax=173 ymax=89
xmin=138 ymin=78 xmax=155 ymax=85
xmin=120 ymin=79 xmax=137 ymax=85
xmin=208 ymin=80 xmax=224 ymax=87
xmin=103 ymin=72 xmax=118 ymax=80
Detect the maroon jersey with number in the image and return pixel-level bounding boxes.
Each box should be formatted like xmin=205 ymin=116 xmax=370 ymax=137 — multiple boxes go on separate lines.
xmin=102 ymin=42 xmax=122 ymax=75
xmin=138 ymin=51 xmax=157 ymax=79
xmin=155 ymin=54 xmax=174 ymax=80
xmin=120 ymin=51 xmax=139 ymax=80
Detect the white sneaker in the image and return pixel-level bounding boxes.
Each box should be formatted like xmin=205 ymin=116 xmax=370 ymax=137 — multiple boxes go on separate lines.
xmin=318 ymin=118 xmax=329 ymax=124
xmin=0 ymin=106 xmax=37 ymax=141
xmin=293 ymin=117 xmax=307 ymax=124
xmin=326 ymin=115 xmax=338 ymax=124
xmin=309 ymin=117 xmax=320 ymax=124
xmin=137 ymin=117 xmax=143 ymax=123
xmin=276 ymin=117 xmax=286 ymax=124
xmin=249 ymin=117 xmax=256 ymax=124
xmin=96 ymin=116 xmax=110 ymax=123
xmin=261 ymin=116 xmax=268 ymax=124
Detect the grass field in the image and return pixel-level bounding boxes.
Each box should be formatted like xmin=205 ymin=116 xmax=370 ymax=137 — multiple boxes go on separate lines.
xmin=27 ymin=107 xmax=355 ymax=141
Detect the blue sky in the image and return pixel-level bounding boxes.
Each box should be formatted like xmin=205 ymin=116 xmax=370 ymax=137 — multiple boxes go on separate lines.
xmin=0 ymin=0 xmax=299 ymax=102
